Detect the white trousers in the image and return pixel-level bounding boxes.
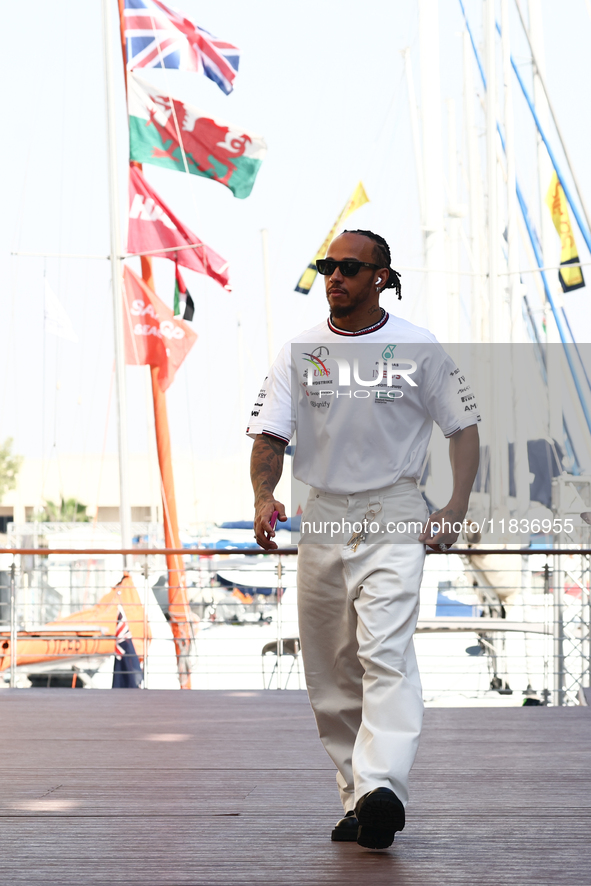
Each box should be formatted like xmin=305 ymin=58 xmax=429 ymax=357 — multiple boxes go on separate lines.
xmin=297 ymin=479 xmax=428 ymax=812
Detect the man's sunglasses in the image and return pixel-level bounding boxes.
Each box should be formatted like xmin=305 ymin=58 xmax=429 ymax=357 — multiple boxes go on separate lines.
xmin=315 ymin=259 xmax=380 ymax=277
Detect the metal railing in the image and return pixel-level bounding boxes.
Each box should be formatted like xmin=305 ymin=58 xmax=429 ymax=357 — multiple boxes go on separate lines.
xmin=0 ymin=547 xmax=589 ymax=705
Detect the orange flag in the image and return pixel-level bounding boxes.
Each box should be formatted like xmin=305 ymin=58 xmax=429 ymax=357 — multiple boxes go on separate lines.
xmin=122 ymin=265 xmax=197 ymax=391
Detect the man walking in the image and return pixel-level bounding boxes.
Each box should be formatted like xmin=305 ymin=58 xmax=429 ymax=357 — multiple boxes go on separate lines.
xmin=248 ymin=230 xmax=479 ymax=849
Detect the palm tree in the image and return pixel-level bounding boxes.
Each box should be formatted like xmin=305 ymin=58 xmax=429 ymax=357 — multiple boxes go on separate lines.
xmin=0 ymin=437 xmax=22 ymax=502
xmin=33 ymin=498 xmax=90 ymax=523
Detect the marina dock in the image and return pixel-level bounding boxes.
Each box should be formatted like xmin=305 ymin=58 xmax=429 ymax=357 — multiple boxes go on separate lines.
xmin=1 ymin=689 xmax=589 ymax=885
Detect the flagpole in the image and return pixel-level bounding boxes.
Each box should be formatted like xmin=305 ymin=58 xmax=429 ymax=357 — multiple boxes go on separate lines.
xmin=139 ymin=258 xmax=193 ymax=689
xmin=117 ymin=0 xmax=193 ymax=688
xmin=102 ymin=0 xmax=132 ymax=556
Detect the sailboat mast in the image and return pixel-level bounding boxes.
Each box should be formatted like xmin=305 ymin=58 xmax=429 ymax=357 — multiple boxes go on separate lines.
xmin=418 ymin=0 xmax=446 ymax=340
xmin=501 ymin=0 xmax=530 ymax=524
xmin=514 ymin=0 xmax=591 ymax=237
xmin=116 ymin=0 xmax=193 ymax=688
xmin=485 ymin=0 xmax=499 ymax=342
xmin=527 ymin=0 xmax=563 ymax=445
xmin=485 ymin=0 xmax=507 ymax=527
xmin=261 ymin=229 xmax=274 ymax=366
xmin=402 ymin=47 xmax=425 ymax=229
xmin=101 ymin=0 xmax=132 ymax=553
xmin=446 ymin=98 xmax=461 ymax=342
xmin=501 ymin=0 xmax=520 ymax=342
xmin=463 ymin=29 xmax=484 ymax=343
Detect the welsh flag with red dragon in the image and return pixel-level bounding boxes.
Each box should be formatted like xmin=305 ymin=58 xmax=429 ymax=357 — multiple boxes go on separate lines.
xmin=128 ymin=73 xmax=267 ymax=199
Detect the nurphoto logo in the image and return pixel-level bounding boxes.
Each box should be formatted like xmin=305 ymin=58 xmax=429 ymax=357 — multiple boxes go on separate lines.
xmin=302 ymin=348 xmax=417 ymax=388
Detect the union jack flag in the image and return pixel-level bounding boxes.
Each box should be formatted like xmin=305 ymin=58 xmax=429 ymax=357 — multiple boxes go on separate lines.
xmin=115 ymin=604 xmax=133 ymax=659
xmin=124 ymin=0 xmax=240 ymax=95
xmin=113 ymin=605 xmax=143 ymax=689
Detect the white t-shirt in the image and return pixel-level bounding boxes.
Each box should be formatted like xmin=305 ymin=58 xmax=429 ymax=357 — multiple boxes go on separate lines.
xmin=247 ymin=311 xmax=480 ymax=494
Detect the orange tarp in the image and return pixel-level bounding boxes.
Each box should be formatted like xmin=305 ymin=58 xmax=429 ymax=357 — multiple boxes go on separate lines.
xmin=0 ymin=573 xmax=151 ymax=671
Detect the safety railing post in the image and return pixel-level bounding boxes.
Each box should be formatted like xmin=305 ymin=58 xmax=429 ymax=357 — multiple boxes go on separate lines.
xmin=276 ymin=556 xmax=283 ymax=690
xmin=552 ymin=553 xmax=565 ymax=706
xmin=143 ymin=556 xmax=149 ymax=690
xmin=584 ymin=567 xmax=588 ymax=697
xmin=587 ymin=555 xmax=591 ymax=691
xmin=9 ymin=561 xmax=17 ymax=689
xmin=541 ymin=561 xmax=550 ymax=705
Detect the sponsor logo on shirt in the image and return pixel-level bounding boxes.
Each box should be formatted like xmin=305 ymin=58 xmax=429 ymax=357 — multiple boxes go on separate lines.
xmin=302 ymin=346 xmax=331 ymax=380
xmin=373 ymin=367 xmax=402 ymax=379
xmin=374 ymin=390 xmax=404 ymax=403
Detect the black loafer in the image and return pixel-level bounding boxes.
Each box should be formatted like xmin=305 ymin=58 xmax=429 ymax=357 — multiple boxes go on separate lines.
xmin=331 ymin=809 xmax=359 ymax=842
xmin=355 ymin=787 xmax=405 ymax=849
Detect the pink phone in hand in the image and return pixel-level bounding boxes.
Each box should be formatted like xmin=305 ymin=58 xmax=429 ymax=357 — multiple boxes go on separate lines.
xmin=270 ymin=510 xmax=279 ymax=530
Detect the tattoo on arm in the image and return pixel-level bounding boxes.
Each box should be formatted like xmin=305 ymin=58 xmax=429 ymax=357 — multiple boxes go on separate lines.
xmin=251 ymin=435 xmax=287 ymax=505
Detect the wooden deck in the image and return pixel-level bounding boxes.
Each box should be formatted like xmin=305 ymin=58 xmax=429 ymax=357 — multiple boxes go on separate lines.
xmin=1 ymin=690 xmax=589 ymax=885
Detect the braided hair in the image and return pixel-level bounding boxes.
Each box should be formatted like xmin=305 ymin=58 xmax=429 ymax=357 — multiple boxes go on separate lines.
xmin=343 ymin=229 xmax=402 ymax=300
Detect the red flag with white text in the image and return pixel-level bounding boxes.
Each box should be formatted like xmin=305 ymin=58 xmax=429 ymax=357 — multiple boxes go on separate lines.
xmin=122 ymin=265 xmax=197 ymax=391
xmin=127 ymin=165 xmax=231 ymax=290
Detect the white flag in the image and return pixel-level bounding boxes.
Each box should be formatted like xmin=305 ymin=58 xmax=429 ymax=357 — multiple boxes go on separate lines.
xmin=44 ymin=281 xmax=77 ymax=342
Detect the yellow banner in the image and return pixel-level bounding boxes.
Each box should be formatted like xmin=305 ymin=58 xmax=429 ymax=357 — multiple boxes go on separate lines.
xmin=294 ymin=182 xmax=370 ymax=294
xmin=545 ymin=171 xmax=585 ymax=293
